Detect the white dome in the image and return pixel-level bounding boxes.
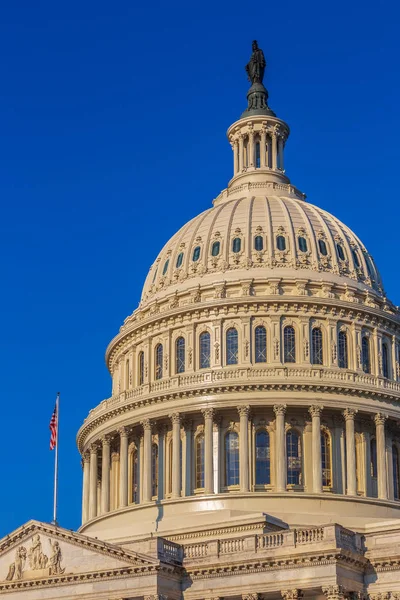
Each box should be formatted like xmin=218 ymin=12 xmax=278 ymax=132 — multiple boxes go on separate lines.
xmin=140 ymin=192 xmax=383 ymax=307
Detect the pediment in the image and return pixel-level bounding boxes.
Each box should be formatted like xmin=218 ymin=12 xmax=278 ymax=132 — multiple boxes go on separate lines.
xmin=0 ymin=520 xmax=158 ymax=585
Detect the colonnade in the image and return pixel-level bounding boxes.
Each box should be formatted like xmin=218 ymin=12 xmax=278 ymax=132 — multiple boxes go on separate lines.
xmin=81 ymin=406 xmax=394 ymax=524
xmin=231 ymin=129 xmax=285 ymax=175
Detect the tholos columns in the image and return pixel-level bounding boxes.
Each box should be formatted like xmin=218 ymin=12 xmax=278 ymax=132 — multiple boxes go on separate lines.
xmin=141 ymin=419 xmax=152 ymax=503
xmin=101 ymin=437 xmax=111 ymax=514
xmin=343 ymin=408 xmax=358 ymax=495
xmin=89 ymin=444 xmax=98 ymax=520
xmin=322 ymin=585 xmax=346 ymax=600
xmin=271 ymin=132 xmax=278 ymax=170
xmin=202 ymin=408 xmax=214 ymax=495
xmin=238 ymin=406 xmax=250 ymax=492
xmin=274 ymin=404 xmax=287 ymax=492
xmin=171 ymin=413 xmax=181 ymax=498
xmin=309 ymin=405 xmax=323 ymax=493
xmin=82 ymin=452 xmax=90 ymax=524
xmin=119 ymin=427 xmax=129 ymax=508
xmin=374 ymin=413 xmax=388 ymax=500
xmin=260 ymin=129 xmax=267 ymax=167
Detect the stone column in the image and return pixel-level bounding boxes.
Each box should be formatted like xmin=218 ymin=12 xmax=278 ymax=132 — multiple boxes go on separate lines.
xmin=249 ymin=131 xmax=255 ymax=167
xmin=374 ymin=413 xmax=388 ymax=500
xmin=392 ymin=334 xmax=398 ymax=381
xmin=260 ymin=128 xmax=267 ymax=167
xmin=274 ymin=404 xmax=287 ymax=492
xmin=101 ymin=437 xmax=111 ymax=514
xmin=89 ymin=444 xmax=98 ymax=520
xmin=272 ymin=133 xmax=278 ymax=170
xmin=141 ymin=418 xmax=152 ymax=503
xmin=361 ymin=420 xmax=372 ymax=497
xmin=322 ymin=585 xmax=346 ymax=600
xmin=233 ymin=139 xmax=238 ymax=175
xmin=309 ymin=405 xmax=323 ymax=493
xmin=119 ymin=427 xmax=129 ymax=508
xmin=183 ymin=420 xmax=193 ymax=496
xmin=202 ymin=408 xmax=215 ymax=495
xmin=238 ymin=134 xmax=244 ymax=172
xmin=278 ymin=136 xmax=284 ymax=170
xmin=82 ymin=452 xmax=90 ymax=524
xmin=281 ymin=591 xmax=303 ymax=600
xmin=170 ymin=413 xmax=181 ymax=498
xmin=343 ymin=408 xmax=358 ymax=496
xmin=238 ymin=406 xmax=250 ymax=492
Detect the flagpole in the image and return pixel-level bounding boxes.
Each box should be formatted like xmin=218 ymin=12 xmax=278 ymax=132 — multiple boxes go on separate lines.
xmin=52 ymin=392 xmax=60 ymax=525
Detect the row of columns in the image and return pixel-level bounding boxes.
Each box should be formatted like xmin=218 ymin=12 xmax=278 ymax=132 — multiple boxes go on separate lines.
xmin=232 ymin=131 xmax=284 ymax=175
xmin=82 ymin=406 xmax=391 ymax=523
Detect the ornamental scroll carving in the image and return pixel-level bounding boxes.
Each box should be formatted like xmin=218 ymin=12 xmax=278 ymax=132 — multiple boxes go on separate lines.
xmin=5 ymin=535 xmax=65 ymax=581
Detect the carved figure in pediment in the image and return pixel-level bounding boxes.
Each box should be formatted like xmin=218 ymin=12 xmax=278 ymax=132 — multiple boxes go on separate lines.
xmin=6 ymin=546 xmax=27 ymax=580
xmin=28 ymin=535 xmax=48 ymax=570
xmin=48 ymin=539 xmax=65 ymax=575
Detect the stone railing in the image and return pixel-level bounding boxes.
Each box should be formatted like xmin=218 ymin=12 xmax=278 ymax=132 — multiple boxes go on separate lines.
xmin=84 ymin=366 xmax=400 ymax=423
xmin=182 ymin=524 xmax=361 ymax=563
xmin=157 ymin=538 xmax=183 ymax=564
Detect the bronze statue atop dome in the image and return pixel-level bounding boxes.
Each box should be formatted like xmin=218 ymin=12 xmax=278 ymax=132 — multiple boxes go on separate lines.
xmin=245 ymin=40 xmax=266 ymax=84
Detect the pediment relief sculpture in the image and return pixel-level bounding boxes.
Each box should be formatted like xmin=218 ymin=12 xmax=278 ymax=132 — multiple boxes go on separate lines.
xmin=5 ymin=535 xmax=65 ymax=581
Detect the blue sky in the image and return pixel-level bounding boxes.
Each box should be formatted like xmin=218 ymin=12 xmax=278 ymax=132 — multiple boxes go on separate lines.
xmin=0 ymin=0 xmax=399 ymax=537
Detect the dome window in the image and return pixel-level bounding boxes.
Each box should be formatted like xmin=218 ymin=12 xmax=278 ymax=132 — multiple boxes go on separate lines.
xmin=352 ymin=250 xmax=360 ymax=268
xmin=318 ymin=239 xmax=328 ymax=256
xmin=152 ymin=267 xmax=158 ymax=283
xmin=336 ymin=243 xmax=345 ymax=261
xmin=298 ymin=236 xmax=308 ymax=253
xmin=176 ymin=252 xmax=184 ymax=268
xmin=232 ymin=237 xmax=241 ymax=253
xmin=365 ymin=256 xmax=375 ymax=280
xmin=276 ymin=235 xmax=286 ymax=251
xmin=254 ymin=235 xmax=263 ymax=251
xmin=211 ymin=241 xmax=220 ymax=257
xmin=255 ymin=141 xmax=261 ymax=168
xmin=192 ymin=246 xmax=201 ymax=262
xmin=162 ymin=259 xmax=169 ymax=276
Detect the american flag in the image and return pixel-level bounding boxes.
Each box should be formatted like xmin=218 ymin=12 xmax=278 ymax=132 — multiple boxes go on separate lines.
xmin=49 ymin=402 xmax=58 ymax=450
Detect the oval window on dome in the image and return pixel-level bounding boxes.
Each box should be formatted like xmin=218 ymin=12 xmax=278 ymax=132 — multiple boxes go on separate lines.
xmin=254 ymin=235 xmax=263 ymax=251
xmin=211 ymin=241 xmax=220 ymax=257
xmin=336 ymin=243 xmax=345 ymax=261
xmin=176 ymin=252 xmax=184 ymax=268
xmin=232 ymin=237 xmax=241 ymax=253
xmin=352 ymin=249 xmax=360 ymax=268
xmin=318 ymin=239 xmax=328 ymax=256
xmin=152 ymin=266 xmax=158 ymax=283
xmin=192 ymin=246 xmax=201 ymax=262
xmin=298 ymin=236 xmax=308 ymax=253
xmin=162 ymin=259 xmax=169 ymax=275
xmin=276 ymin=235 xmax=286 ymax=251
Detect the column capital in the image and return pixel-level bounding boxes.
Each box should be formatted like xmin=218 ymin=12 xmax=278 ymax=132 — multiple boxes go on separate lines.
xmin=141 ymin=418 xmax=152 ymax=431
xmin=170 ymin=412 xmax=181 ymax=425
xmin=273 ymin=404 xmax=287 ymax=417
xmin=89 ymin=442 xmax=100 ymax=454
xmin=202 ymin=407 xmax=215 ymax=420
xmin=343 ymin=408 xmax=358 ymax=421
xmin=82 ymin=451 xmax=90 ymax=464
xmin=281 ymin=591 xmax=303 ymax=600
xmin=101 ymin=435 xmax=111 ymax=447
xmin=374 ymin=412 xmax=388 ymax=426
xmin=322 ymin=585 xmax=346 ymax=600
xmin=243 ymin=595 xmax=260 ymax=600
xmin=117 ymin=426 xmax=128 ymax=438
xmin=237 ymin=405 xmax=250 ymax=418
xmin=309 ymin=404 xmax=324 ymax=418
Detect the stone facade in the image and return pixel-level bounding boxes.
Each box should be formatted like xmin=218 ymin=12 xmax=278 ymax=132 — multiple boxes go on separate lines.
xmin=2 ymin=50 xmax=400 ymax=600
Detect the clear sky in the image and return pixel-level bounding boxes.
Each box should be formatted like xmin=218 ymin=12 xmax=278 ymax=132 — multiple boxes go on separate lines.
xmin=0 ymin=0 xmax=399 ymax=537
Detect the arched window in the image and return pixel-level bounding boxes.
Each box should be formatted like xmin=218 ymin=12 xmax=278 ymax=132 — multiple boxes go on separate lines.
xmin=336 ymin=243 xmax=345 ymax=261
xmin=255 ymin=325 xmax=267 ymax=363
xmin=192 ymin=246 xmax=201 ymax=262
xmin=321 ymin=431 xmax=332 ymax=487
xmin=255 ymin=430 xmax=270 ymax=485
xmin=195 ymin=434 xmax=205 ymax=489
xmin=370 ymin=438 xmax=377 ymax=478
xmin=254 ymin=235 xmax=263 ymax=251
xmin=152 ymin=443 xmax=158 ymax=497
xmin=312 ymin=328 xmax=323 ymax=365
xmin=286 ymin=430 xmax=301 ymax=485
xmin=226 ymin=328 xmax=238 ymax=365
xmin=362 ymin=336 xmax=371 ymax=374
xmin=338 ymin=331 xmax=348 ymax=369
xmin=255 ymin=141 xmax=261 ymax=168
xmin=162 ymin=259 xmax=169 ymax=275
xmin=352 ymin=249 xmax=360 ymax=268
xmin=138 ymin=351 xmax=145 ymax=385
xmin=176 ymin=252 xmax=184 ymax=268
xmin=155 ymin=343 xmax=163 ymax=380
xmin=298 ymin=236 xmax=308 ymax=252
xmin=125 ymin=359 xmax=130 ymax=389
xmin=318 ymin=239 xmax=328 ymax=256
xmin=393 ymin=445 xmax=400 ymax=500
xmin=211 ymin=241 xmax=220 ymax=257
xmin=131 ymin=449 xmax=138 ymax=503
xmin=175 ymin=337 xmax=185 ymax=374
xmin=382 ymin=342 xmax=389 ymax=378
xmin=284 ymin=326 xmax=296 ymax=363
xmin=199 ymin=331 xmax=211 ymax=369
xmin=277 ymin=235 xmax=286 ymax=251
xmin=152 ymin=266 xmax=158 ymax=283
xmin=232 ymin=237 xmax=241 ymax=253
xmin=225 ymin=431 xmax=239 ymax=486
